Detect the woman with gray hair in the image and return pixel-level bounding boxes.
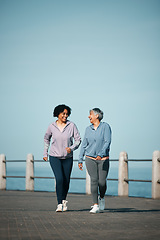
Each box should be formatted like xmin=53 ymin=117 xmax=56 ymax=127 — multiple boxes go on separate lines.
xmin=79 ymin=108 xmax=111 ymax=213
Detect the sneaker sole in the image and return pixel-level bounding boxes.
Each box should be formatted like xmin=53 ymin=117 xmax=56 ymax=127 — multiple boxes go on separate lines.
xmin=89 ymin=210 xmax=100 ymax=214
xmin=90 ymin=212 xmax=99 ymax=214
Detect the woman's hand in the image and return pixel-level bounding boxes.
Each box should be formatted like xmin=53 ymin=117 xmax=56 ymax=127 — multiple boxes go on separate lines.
xmin=66 ymin=147 xmax=71 ymax=154
xmin=43 ymin=157 xmax=48 ymax=161
xmin=78 ymin=163 xmax=83 ymax=171
xmin=96 ymin=156 xmax=102 ymax=160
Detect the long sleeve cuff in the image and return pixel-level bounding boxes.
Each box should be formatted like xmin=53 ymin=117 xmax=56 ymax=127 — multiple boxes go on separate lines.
xmin=78 ymin=158 xmax=83 ymax=164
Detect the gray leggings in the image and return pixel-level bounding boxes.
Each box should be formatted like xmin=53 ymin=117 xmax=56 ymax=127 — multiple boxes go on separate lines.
xmin=85 ymin=157 xmax=109 ymax=204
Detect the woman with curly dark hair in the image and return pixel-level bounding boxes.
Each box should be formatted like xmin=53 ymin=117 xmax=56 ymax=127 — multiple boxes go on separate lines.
xmin=43 ymin=104 xmax=81 ymax=212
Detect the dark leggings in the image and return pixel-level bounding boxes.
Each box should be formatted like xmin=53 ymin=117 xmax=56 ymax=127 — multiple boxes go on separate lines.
xmin=49 ymin=156 xmax=73 ymax=204
xmin=85 ymin=157 xmax=109 ymax=204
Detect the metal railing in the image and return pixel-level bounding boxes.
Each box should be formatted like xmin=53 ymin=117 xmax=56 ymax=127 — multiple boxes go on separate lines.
xmin=3 ymin=159 xmax=119 ymax=182
xmin=123 ymin=158 xmax=152 ymax=183
xmin=4 ymin=159 xmax=153 ymax=183
xmin=0 ymin=151 xmax=160 ymax=199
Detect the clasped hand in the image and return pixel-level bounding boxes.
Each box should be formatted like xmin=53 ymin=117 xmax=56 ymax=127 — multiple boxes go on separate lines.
xmin=78 ymin=163 xmax=83 ymax=171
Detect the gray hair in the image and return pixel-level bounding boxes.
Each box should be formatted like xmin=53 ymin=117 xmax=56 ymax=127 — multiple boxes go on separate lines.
xmin=90 ymin=108 xmax=103 ymax=121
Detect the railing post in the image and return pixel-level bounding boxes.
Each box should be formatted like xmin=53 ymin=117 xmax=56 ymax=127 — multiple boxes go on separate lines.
xmin=26 ymin=154 xmax=34 ymax=191
xmin=118 ymin=151 xmax=128 ymax=196
xmin=152 ymin=150 xmax=160 ymax=199
xmin=0 ymin=154 xmax=6 ymax=190
xmin=86 ymin=169 xmax=91 ymax=194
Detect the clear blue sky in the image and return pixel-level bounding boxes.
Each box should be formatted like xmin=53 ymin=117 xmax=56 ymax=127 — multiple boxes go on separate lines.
xmin=0 ymin=0 xmax=160 ymax=161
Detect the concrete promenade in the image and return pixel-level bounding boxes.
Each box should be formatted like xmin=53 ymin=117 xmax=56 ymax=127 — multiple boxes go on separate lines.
xmin=0 ymin=191 xmax=160 ymax=240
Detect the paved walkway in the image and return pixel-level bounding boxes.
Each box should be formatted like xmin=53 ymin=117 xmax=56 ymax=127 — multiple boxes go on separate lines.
xmin=0 ymin=191 xmax=160 ymax=240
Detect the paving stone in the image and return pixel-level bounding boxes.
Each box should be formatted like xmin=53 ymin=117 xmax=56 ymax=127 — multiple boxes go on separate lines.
xmin=0 ymin=191 xmax=160 ymax=240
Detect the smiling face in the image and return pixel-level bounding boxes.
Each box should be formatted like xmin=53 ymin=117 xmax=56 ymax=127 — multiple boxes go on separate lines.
xmin=58 ymin=109 xmax=69 ymax=123
xmin=88 ymin=110 xmax=99 ymax=124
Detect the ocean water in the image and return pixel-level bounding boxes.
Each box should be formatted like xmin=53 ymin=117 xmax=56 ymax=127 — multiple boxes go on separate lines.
xmin=6 ymin=160 xmax=152 ymax=198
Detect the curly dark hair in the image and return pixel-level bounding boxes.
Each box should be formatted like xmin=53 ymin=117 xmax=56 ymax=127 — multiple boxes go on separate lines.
xmin=53 ymin=104 xmax=71 ymax=117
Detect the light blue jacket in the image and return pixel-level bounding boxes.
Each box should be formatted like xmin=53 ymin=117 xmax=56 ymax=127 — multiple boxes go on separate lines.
xmin=79 ymin=122 xmax=111 ymax=163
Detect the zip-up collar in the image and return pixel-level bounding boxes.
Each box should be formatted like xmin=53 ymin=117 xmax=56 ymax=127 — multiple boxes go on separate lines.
xmin=90 ymin=122 xmax=102 ymax=130
xmin=52 ymin=120 xmax=71 ymax=132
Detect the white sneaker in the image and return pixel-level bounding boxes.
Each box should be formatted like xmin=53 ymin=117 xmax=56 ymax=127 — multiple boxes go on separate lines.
xmin=56 ymin=204 xmax=63 ymax=212
xmin=90 ymin=204 xmax=100 ymax=213
xmin=62 ymin=200 xmax=68 ymax=212
xmin=98 ymin=197 xmax=105 ymax=211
